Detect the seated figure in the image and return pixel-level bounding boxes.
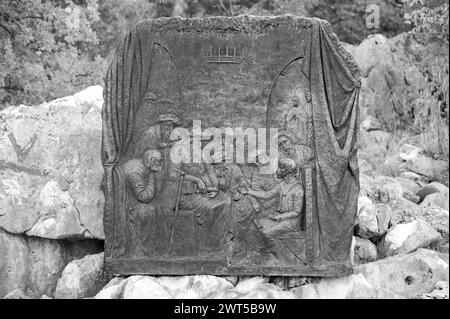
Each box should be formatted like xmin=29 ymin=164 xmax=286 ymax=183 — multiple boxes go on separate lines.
xmin=240 ymin=158 xmax=304 ymax=257
xmin=121 ymin=149 xmax=166 ymax=257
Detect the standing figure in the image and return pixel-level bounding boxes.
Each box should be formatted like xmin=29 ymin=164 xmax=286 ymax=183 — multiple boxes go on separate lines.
xmin=121 ymin=149 xmax=165 ymax=257
xmin=283 ymin=92 xmax=314 ymax=166
xmin=211 ymin=152 xmax=261 ymax=260
xmin=134 ymin=113 xmax=181 ymax=180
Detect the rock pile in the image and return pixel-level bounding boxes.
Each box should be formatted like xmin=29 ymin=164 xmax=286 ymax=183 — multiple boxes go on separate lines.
xmin=1 ymin=32 xmax=449 ymax=298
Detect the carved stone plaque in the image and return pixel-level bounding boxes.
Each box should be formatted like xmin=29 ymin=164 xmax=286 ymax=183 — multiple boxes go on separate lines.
xmin=101 ymin=15 xmax=361 ymax=276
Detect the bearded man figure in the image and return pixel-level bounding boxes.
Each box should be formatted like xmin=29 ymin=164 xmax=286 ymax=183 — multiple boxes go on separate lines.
xmin=121 ymin=149 xmax=166 ymax=257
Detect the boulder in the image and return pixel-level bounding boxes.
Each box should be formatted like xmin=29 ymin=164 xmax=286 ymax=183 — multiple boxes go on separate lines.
xmin=95 ymin=277 xmax=127 ymax=299
xmin=346 ymin=34 xmax=429 ymax=128
xmin=2 ymin=289 xmax=31 ymax=299
xmin=373 ymin=176 xmax=404 ymax=204
xmin=398 ymin=144 xmax=422 ymax=161
xmin=402 ymin=191 xmax=420 ymax=204
xmin=0 ymin=229 xmax=28 ymax=298
xmin=358 ymin=157 xmax=376 ymax=177
xmin=360 ymin=130 xmax=392 ymax=155
xmin=55 ymin=253 xmax=109 ymax=299
xmin=416 ymin=182 xmax=449 ymax=202
xmin=389 ymin=197 xmax=423 ymax=225
xmin=359 ymin=175 xmax=404 ymax=203
xmin=157 ymin=275 xmax=234 ymax=299
xmin=361 ymin=116 xmax=382 ymax=132
xmin=355 ymin=196 xmax=378 ymax=239
xmin=353 ymin=237 xmax=377 ymax=265
xmin=378 ymin=219 xmax=442 ymax=258
xmin=292 ymin=273 xmax=403 ymax=299
xmin=270 ymin=276 xmax=319 ymax=290
xmin=419 ymin=281 xmax=449 ymax=299
xmin=26 ymin=181 xmax=86 ymax=239
xmin=212 ymin=277 xmax=294 ymax=299
xmin=421 ymin=206 xmax=449 ymax=253
xmin=0 ymin=228 xmax=103 ymax=298
xmin=122 ymin=276 xmax=171 ymax=299
xmin=400 ymin=172 xmax=422 ymax=182
xmin=0 ymin=86 xmax=104 ymax=239
xmin=395 ymin=177 xmax=421 ymax=194
xmin=355 ymin=196 xmax=392 ymax=240
xmin=421 ymin=191 xmax=449 ymax=211
xmin=404 ymin=157 xmax=448 ymax=180
xmin=355 ymin=249 xmax=449 ymax=298
xmin=98 ymin=275 xmax=235 ymax=299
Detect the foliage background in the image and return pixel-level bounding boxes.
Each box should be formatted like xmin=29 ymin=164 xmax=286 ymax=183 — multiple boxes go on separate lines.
xmin=0 ymin=0 xmax=448 ymax=161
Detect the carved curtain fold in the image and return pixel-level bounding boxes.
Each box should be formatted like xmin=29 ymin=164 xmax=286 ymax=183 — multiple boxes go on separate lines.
xmin=302 ymin=21 xmax=360 ymax=264
xmin=101 ymin=23 xmax=156 ymax=258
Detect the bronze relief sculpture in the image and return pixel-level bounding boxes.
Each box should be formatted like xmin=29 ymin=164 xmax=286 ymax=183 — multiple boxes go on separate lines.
xmin=101 ymin=15 xmax=361 ymax=276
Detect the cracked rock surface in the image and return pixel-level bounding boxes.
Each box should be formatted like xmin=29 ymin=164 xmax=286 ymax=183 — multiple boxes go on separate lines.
xmin=0 ymin=86 xmax=104 ymax=239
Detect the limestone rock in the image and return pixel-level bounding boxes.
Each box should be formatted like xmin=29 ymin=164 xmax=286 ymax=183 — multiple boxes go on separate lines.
xmin=421 ymin=190 xmax=449 ymax=211
xmin=389 ymin=197 xmax=423 ymax=225
xmin=359 ymin=175 xmax=404 ymax=204
xmin=0 ymin=228 xmax=103 ymax=298
xmin=99 ymin=275 xmax=235 ymax=299
xmin=400 ymin=172 xmax=422 ymax=182
xmin=55 ymin=253 xmax=109 ymax=299
xmin=416 ymin=182 xmax=449 ymax=202
xmin=26 ymin=180 xmax=86 ymax=239
xmin=26 ymin=237 xmax=69 ymax=298
xmin=270 ymin=276 xmax=319 ymax=290
xmin=402 ymin=191 xmax=420 ymax=204
xmin=421 ymin=206 xmax=449 ymax=253
xmin=378 ymin=219 xmax=442 ymax=258
xmin=355 ymin=249 xmax=449 ymax=298
xmin=360 ymin=130 xmax=392 ymax=155
xmin=395 ymin=177 xmax=421 ymax=194
xmin=353 ymin=236 xmax=377 ymax=265
xmin=0 ymin=229 xmax=28 ymax=298
xmin=95 ymin=277 xmax=127 ymax=299
xmin=346 ymin=34 xmax=430 ymax=127
xmin=405 ymin=157 xmax=448 ymax=180
xmin=292 ymin=273 xmax=403 ymax=299
xmin=398 ymin=144 xmax=422 ymax=161
xmin=0 ymin=86 xmax=104 ymax=239
xmin=212 ymin=277 xmax=294 ymax=299
xmin=122 ymin=276 xmax=171 ymax=299
xmin=358 ymin=157 xmax=376 ymax=177
xmin=355 ymin=196 xmax=392 ymax=240
xmin=355 ymin=196 xmax=378 ymax=238
xmin=361 ymin=116 xmax=382 ymax=132
xmin=0 ymin=171 xmax=40 ymax=234
xmin=157 ymin=275 xmax=234 ymax=299
xmin=373 ymin=176 xmax=404 ymax=204
xmin=419 ymin=281 xmax=449 ymax=299
xmin=221 ymin=276 xmax=239 ymax=286
xmin=2 ymin=289 xmax=31 ymax=299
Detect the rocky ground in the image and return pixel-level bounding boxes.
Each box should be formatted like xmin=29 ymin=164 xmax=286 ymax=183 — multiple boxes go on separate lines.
xmin=0 ymin=33 xmax=448 ymax=299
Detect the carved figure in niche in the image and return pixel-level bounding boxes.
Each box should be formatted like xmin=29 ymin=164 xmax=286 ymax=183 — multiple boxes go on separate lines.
xmin=120 ymin=149 xmax=165 ymax=257
xmin=283 ymin=91 xmax=314 ymax=166
xmin=239 ymin=158 xmax=304 ymax=258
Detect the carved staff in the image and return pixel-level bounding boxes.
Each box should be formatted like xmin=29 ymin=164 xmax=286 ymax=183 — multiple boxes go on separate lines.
xmin=168 ymin=172 xmax=185 ymax=256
